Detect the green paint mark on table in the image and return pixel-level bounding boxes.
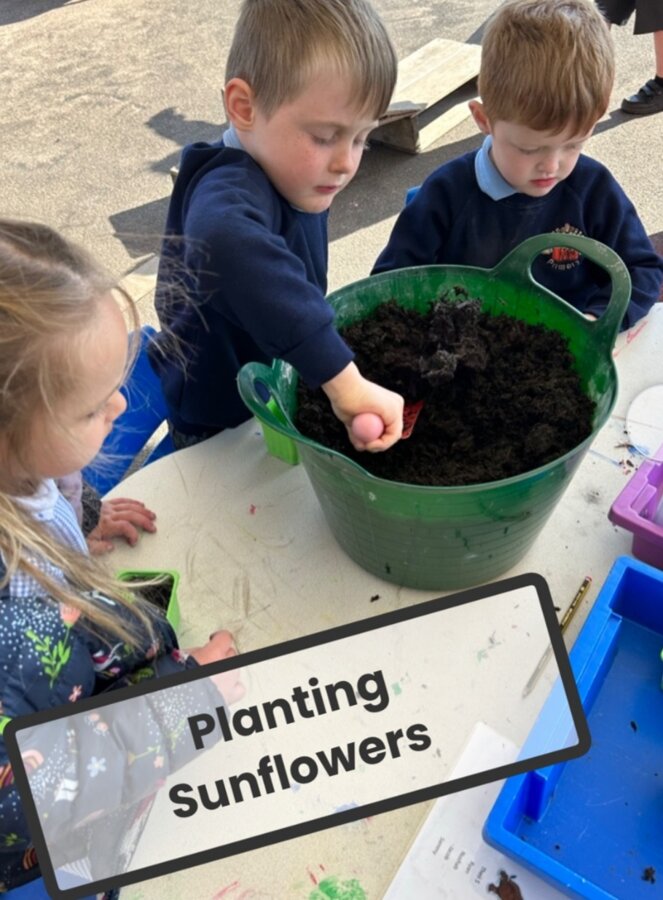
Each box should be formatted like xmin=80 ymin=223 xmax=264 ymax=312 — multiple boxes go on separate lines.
xmin=308 ymin=875 xmax=367 ymax=900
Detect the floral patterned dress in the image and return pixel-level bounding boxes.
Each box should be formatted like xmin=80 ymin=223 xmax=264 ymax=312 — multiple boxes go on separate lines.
xmin=0 ymin=481 xmax=211 ymax=893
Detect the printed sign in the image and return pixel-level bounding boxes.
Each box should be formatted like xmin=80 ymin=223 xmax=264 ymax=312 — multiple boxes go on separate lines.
xmin=5 ymin=573 xmax=589 ymax=899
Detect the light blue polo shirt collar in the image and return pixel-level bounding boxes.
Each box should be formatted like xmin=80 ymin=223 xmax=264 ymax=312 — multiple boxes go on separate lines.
xmin=222 ymin=124 xmax=244 ymax=150
xmin=475 ymin=135 xmax=517 ymax=200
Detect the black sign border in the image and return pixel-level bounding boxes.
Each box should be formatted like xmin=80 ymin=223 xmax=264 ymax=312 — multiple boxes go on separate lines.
xmin=5 ymin=572 xmax=590 ymax=899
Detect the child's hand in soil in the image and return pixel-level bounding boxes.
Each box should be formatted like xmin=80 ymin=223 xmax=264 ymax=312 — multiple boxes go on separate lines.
xmin=188 ymin=630 xmax=245 ymax=704
xmin=322 ymin=362 xmax=404 ymax=451
xmin=86 ymin=497 xmax=157 ymax=555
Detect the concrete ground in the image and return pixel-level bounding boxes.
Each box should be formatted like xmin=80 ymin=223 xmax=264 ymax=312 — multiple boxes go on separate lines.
xmin=2 ymin=0 xmax=662 ymax=325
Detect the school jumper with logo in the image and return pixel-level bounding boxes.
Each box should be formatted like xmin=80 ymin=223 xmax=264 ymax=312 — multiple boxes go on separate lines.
xmin=372 ymin=137 xmax=662 ymax=329
xmin=149 ymin=132 xmax=354 ymax=438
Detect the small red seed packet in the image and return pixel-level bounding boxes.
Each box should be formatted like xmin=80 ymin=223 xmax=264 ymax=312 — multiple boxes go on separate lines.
xmin=401 ymin=399 xmax=424 ymax=439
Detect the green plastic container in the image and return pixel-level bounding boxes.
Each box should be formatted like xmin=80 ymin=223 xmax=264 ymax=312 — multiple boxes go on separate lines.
xmin=237 ymin=234 xmax=630 ymax=590
xmin=118 ymin=569 xmax=181 ymax=631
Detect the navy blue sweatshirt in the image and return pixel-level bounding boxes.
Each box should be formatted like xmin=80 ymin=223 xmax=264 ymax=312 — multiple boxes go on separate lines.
xmin=149 ymin=141 xmax=353 ymax=435
xmin=373 ymin=150 xmax=662 ymax=329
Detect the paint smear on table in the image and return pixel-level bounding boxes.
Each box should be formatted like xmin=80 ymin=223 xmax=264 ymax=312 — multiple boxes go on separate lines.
xmin=308 ymin=875 xmax=367 ymax=900
xmin=211 ymin=881 xmax=266 ymax=899
xmin=307 ymin=863 xmax=326 ymax=885
xmin=612 ymin=319 xmax=648 ymax=357
xmin=211 ymin=882 xmax=273 ymax=900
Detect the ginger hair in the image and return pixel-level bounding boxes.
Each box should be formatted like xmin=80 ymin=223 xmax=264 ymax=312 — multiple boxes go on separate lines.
xmin=478 ymin=0 xmax=615 ymax=135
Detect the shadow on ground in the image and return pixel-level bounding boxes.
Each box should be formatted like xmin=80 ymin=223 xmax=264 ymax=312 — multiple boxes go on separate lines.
xmin=0 ymin=0 xmax=89 ymax=26
xmin=109 ymin=198 xmax=170 ymax=261
xmin=146 ymin=108 xmax=222 ymax=175
xmin=108 ymin=108 xmax=222 ymax=260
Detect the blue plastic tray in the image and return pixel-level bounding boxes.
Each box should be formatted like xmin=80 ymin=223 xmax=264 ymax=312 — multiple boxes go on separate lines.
xmin=484 ymin=556 xmax=663 ymax=899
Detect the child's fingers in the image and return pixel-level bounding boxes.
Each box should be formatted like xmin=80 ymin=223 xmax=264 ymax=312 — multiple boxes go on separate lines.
xmin=94 ymin=519 xmax=142 ymax=546
xmin=86 ymin=537 xmax=114 ymax=556
xmin=101 ymin=509 xmax=157 ymax=535
xmin=208 ymin=629 xmax=237 ymax=657
xmin=102 ymin=519 xmax=143 ymax=547
xmin=102 ymin=497 xmax=157 ymax=520
xmin=347 ymin=433 xmax=370 ymax=452
xmin=187 ymin=631 xmax=244 ymax=701
xmin=210 ymin=666 xmax=244 ymax=703
xmin=86 ymin=511 xmax=155 ymax=552
xmin=219 ymin=675 xmax=245 ymax=704
xmin=113 ymin=510 xmax=157 ymax=533
xmin=365 ymin=422 xmax=402 ymax=452
xmin=104 ymin=496 xmax=150 ymax=508
xmin=186 ymin=630 xmax=238 ymax=664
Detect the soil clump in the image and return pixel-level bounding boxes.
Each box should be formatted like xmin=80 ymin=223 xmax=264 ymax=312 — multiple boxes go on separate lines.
xmin=295 ymin=294 xmax=595 ymax=486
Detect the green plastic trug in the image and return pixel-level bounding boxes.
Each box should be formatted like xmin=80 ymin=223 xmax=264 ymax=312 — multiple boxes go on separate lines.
xmin=239 ymin=234 xmax=630 ymax=590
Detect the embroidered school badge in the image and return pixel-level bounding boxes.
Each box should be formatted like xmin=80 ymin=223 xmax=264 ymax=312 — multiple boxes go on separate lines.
xmin=543 ymin=223 xmax=583 ymax=270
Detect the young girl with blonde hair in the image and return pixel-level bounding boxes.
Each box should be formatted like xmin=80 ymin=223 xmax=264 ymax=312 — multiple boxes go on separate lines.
xmin=0 ymin=219 xmax=238 ymax=895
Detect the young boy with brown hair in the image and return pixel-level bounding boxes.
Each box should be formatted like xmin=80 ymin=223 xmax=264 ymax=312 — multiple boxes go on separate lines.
xmin=373 ymin=0 xmax=663 ymax=328
xmin=150 ymin=0 xmax=404 ymax=452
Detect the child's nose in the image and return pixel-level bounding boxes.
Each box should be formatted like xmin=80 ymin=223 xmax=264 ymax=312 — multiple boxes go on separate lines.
xmin=108 ymin=390 xmax=127 ymax=422
xmin=329 ymin=141 xmax=354 ymax=173
xmin=538 ymin=151 xmax=560 ymax=174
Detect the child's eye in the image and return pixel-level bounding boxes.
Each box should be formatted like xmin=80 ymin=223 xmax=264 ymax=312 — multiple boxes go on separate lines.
xmin=519 ymin=147 xmax=539 ymax=155
xmin=86 ymin=399 xmax=112 ymax=420
xmin=312 ymin=134 xmax=335 ymax=147
xmin=354 ymin=137 xmax=371 ymax=150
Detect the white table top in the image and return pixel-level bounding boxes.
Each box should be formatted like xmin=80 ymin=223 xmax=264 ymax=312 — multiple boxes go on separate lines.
xmin=109 ymin=305 xmax=663 ymax=900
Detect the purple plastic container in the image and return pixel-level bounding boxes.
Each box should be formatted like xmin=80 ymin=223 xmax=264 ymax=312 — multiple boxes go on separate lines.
xmin=609 ymin=443 xmax=663 ymax=568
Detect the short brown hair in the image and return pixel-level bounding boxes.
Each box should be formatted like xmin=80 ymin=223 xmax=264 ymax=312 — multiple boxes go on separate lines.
xmin=226 ymin=0 xmax=397 ymax=119
xmin=478 ymin=0 xmax=615 ymax=134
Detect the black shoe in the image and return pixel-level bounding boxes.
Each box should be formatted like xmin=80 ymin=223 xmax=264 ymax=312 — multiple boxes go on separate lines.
xmin=621 ymin=78 xmax=663 ymax=116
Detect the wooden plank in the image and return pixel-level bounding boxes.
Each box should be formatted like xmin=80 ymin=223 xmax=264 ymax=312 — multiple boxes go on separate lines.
xmin=392 ymin=38 xmax=464 ymax=96
xmin=378 ymin=100 xmax=425 ymax=125
xmin=372 ymin=94 xmax=478 ymax=155
xmin=418 ymin=94 xmax=479 ymax=151
xmin=373 ymin=38 xmax=481 ymax=152
xmin=399 ymin=51 xmax=479 ymax=112
xmin=370 ymin=115 xmax=421 ymax=154
xmin=390 ymin=38 xmax=481 ymax=110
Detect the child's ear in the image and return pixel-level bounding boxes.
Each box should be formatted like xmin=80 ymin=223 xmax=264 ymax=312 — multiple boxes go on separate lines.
xmin=469 ymin=100 xmax=492 ymax=136
xmin=224 ymin=78 xmax=257 ymax=131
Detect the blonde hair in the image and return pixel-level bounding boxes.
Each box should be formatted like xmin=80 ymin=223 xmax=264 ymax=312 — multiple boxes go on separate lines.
xmin=0 ymin=219 xmax=156 ymax=644
xmin=225 ymin=0 xmax=397 ymax=119
xmin=478 ymin=0 xmax=615 ymax=134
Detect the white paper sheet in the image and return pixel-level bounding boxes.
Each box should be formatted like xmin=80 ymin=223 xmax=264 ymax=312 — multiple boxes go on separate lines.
xmin=384 ymin=722 xmax=567 ymax=899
